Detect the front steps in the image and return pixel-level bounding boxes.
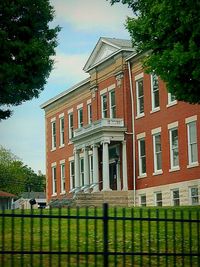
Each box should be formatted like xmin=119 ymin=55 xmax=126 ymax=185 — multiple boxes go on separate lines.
xmin=74 ymin=191 xmax=135 ymax=207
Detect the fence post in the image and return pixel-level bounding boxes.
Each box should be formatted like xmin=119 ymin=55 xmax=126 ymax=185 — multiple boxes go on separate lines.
xmin=103 ymin=203 xmax=109 ymax=267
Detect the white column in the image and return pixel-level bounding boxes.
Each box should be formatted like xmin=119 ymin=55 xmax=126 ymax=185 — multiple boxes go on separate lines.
xmin=122 ymin=140 xmax=128 ymax=190
xmin=102 ymin=140 xmax=111 ymax=191
xmin=74 ymin=149 xmax=80 ymax=187
xmin=84 ymin=146 xmax=89 ymax=185
xmin=92 ymin=144 xmax=99 ymax=192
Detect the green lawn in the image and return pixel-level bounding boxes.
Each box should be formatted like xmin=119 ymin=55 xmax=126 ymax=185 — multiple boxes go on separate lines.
xmin=0 ymin=206 xmax=200 ymax=267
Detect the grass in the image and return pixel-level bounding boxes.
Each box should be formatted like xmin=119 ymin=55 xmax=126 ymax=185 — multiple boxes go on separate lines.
xmin=0 ymin=206 xmax=200 ymax=267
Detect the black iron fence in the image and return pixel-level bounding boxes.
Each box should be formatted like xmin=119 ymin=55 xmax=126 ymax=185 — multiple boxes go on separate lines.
xmin=0 ymin=204 xmax=200 ymax=267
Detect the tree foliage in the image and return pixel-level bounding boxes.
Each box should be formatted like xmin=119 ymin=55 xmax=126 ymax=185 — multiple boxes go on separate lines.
xmin=0 ymin=146 xmax=45 ymax=195
xmin=109 ymin=0 xmax=200 ymax=104
xmin=0 ymin=0 xmax=60 ymax=120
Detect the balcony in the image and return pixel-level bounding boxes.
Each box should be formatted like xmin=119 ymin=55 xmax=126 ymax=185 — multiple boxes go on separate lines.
xmin=74 ymin=118 xmax=124 ymax=138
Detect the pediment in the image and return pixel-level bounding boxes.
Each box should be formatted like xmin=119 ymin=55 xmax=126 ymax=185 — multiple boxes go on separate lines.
xmin=83 ymin=38 xmax=121 ymax=72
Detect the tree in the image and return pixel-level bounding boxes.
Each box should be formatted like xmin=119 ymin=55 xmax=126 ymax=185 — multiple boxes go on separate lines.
xmin=0 ymin=0 xmax=60 ymax=120
xmin=109 ymin=0 xmax=200 ymax=104
xmin=0 ymin=146 xmax=45 ymax=195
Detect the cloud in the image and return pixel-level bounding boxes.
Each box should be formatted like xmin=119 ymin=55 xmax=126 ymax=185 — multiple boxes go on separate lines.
xmin=48 ymin=52 xmax=89 ymax=86
xmin=51 ymin=0 xmax=132 ymax=34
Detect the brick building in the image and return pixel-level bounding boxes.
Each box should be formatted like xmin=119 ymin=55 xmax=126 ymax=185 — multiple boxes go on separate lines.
xmin=41 ymin=37 xmax=200 ymax=206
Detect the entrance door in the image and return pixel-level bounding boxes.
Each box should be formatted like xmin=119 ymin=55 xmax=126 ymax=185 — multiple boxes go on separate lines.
xmin=109 ymin=162 xmax=117 ymax=190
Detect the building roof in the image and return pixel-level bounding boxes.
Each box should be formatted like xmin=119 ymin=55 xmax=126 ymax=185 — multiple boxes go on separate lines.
xmin=20 ymin=192 xmax=46 ymax=199
xmin=0 ymin=190 xmax=16 ymax=198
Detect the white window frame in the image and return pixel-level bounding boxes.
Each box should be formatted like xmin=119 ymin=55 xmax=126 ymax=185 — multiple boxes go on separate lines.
xmin=140 ymin=194 xmax=146 ymax=206
xmin=153 ymin=133 xmax=162 ymax=174
xmin=167 ymin=93 xmax=177 ymax=106
xmin=59 ymin=116 xmax=65 ymax=147
xmin=69 ymin=161 xmax=75 ymax=190
xmin=68 ymin=113 xmax=74 ymax=140
xmin=189 ymin=187 xmax=199 ymax=205
xmin=78 ymin=108 xmax=83 ymax=128
xmin=52 ymin=166 xmax=57 ymax=195
xmin=51 ymin=121 xmax=56 ymax=150
xmin=171 ymin=189 xmax=180 ymax=206
xmin=80 ymin=158 xmax=84 ymax=186
xmin=109 ymin=90 xmax=116 ymax=119
xmin=169 ymin=127 xmax=179 ymax=170
xmin=187 ymin=121 xmax=198 ymax=166
xmin=136 ymin=78 xmax=144 ymax=117
xmin=138 ymin=138 xmax=146 ymax=177
xmin=60 ymin=163 xmax=65 ymax=194
xmin=151 ymin=73 xmax=160 ymax=111
xmin=87 ymin=104 xmax=92 ymax=124
xmin=101 ymin=94 xmax=108 ymax=118
xmin=154 ymin=192 xmax=162 ymax=206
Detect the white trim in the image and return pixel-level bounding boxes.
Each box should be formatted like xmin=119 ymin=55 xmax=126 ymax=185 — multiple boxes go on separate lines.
xmin=186 ymin=120 xmax=198 ymax=166
xmin=59 ymin=113 xmax=64 ymax=118
xmin=108 ymin=84 xmax=115 ymax=92
xmin=169 ymin=166 xmax=180 ymax=172
xmin=77 ymin=103 xmax=83 ymax=110
xmin=169 ymin=127 xmax=179 ymax=170
xmin=100 ymin=88 xmax=108 ymax=95
xmin=68 ymin=156 xmax=75 ymax=161
xmin=152 ymin=133 xmax=162 ymax=173
xmin=135 ymin=73 xmax=144 ymax=81
xmin=60 ymin=159 xmax=65 ymax=164
xmin=168 ymin=121 xmax=178 ymax=130
xmin=87 ymin=99 xmax=92 ymax=104
xmin=51 ymin=117 xmax=56 ymax=122
xmin=109 ymin=89 xmax=116 ymax=119
xmin=151 ymin=73 xmax=160 ymax=111
xmin=136 ymin=132 xmax=146 ymax=140
xmin=68 ymin=108 xmax=73 ymax=114
xmin=187 ymin=162 xmax=199 ymax=169
xmin=185 ymin=115 xmax=197 ymax=124
xmin=51 ymin=162 xmax=57 ymax=167
xmin=151 ymin=127 xmax=161 ymax=135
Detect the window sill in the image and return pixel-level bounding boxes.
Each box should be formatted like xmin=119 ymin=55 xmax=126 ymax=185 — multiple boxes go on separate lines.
xmin=59 ymin=144 xmax=65 ymax=149
xmin=60 ymin=192 xmax=66 ymax=195
xmin=150 ymin=107 xmax=160 ymax=114
xmin=138 ymin=174 xmax=147 ymax=179
xmin=166 ymin=101 xmax=177 ymax=108
xmin=169 ymin=166 xmax=180 ymax=172
xmin=51 ymin=193 xmax=57 ymax=197
xmin=187 ymin=162 xmax=199 ymax=169
xmin=68 ymin=141 xmax=72 ymax=145
xmin=153 ymin=170 xmax=163 ymax=176
xmin=51 ymin=148 xmax=56 ymax=152
xmin=136 ymin=113 xmax=145 ymax=120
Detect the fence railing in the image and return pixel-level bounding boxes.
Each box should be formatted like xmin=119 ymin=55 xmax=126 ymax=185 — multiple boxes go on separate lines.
xmin=0 ymin=204 xmax=200 ymax=267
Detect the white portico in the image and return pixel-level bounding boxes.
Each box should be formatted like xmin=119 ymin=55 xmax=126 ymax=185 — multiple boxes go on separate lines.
xmin=71 ymin=118 xmax=128 ymax=192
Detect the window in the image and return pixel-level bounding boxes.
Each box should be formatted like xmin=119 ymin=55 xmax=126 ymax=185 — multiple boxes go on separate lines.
xmin=172 ymin=189 xmax=180 ymax=206
xmin=136 ymin=79 xmax=144 ymax=116
xmin=70 ymin=161 xmax=75 ymax=189
xmin=60 ymin=163 xmax=65 ymax=193
xmin=52 ymin=166 xmax=57 ymax=195
xmin=101 ymin=94 xmax=108 ymax=118
xmin=190 ymin=187 xmax=199 ymax=205
xmin=51 ymin=121 xmax=56 ymax=150
xmin=109 ymin=90 xmax=116 ymax=118
xmin=140 ymin=194 xmax=146 ymax=206
xmin=78 ymin=108 xmax=83 ymax=128
xmin=89 ymin=155 xmax=93 ymax=184
xmin=59 ymin=117 xmax=64 ymax=146
xmin=155 ymin=192 xmax=162 ymax=206
xmin=169 ymin=128 xmax=179 ymax=169
xmin=138 ymin=138 xmax=146 ymax=176
xmin=151 ymin=73 xmax=159 ymax=110
xmin=80 ymin=158 xmax=84 ymax=186
xmin=153 ymin=133 xmax=162 ymax=172
xmin=87 ymin=104 xmax=92 ymax=124
xmin=68 ymin=113 xmax=74 ymax=139
xmin=168 ymin=93 xmax=176 ymax=105
xmin=187 ymin=121 xmax=198 ymax=165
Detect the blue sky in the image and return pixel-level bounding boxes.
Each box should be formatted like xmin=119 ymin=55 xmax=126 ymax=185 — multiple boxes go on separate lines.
xmin=0 ymin=0 xmax=132 ymax=174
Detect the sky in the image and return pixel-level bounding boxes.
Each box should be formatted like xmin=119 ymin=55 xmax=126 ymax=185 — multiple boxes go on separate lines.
xmin=0 ymin=0 xmax=133 ymax=174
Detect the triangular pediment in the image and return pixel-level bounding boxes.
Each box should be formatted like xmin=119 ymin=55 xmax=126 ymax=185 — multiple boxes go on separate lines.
xmin=83 ymin=37 xmax=122 ymax=72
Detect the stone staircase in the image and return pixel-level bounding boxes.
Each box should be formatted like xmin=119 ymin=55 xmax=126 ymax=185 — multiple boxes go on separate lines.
xmin=74 ymin=191 xmax=134 ymax=207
